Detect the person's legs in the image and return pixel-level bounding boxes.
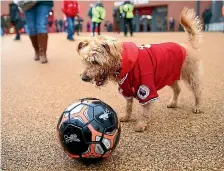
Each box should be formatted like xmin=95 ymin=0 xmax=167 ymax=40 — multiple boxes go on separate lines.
xmin=116 ymin=22 xmax=120 ymax=33
xmin=97 ymin=22 xmax=101 ymax=35
xmin=14 ymin=27 xmax=20 ymax=40
xmin=24 ymin=7 xmax=37 ymax=36
xmin=36 ymin=5 xmax=51 ymax=34
xmin=24 ymin=7 xmax=39 ymax=60
xmin=36 ymin=4 xmax=52 ymax=63
xmin=0 ymin=27 xmax=3 ymax=36
xmin=67 ymin=17 xmax=75 ymax=40
xmin=14 ymin=20 xmax=22 ymax=40
xmin=92 ymin=22 xmax=96 ymax=36
xmin=24 ymin=24 xmax=29 ymax=34
xmin=124 ymin=18 xmax=128 ymax=36
xmin=72 ymin=18 xmax=75 ymax=38
xmin=205 ymin=24 xmax=208 ymax=31
xmin=77 ymin=23 xmax=80 ymax=36
xmin=128 ymin=18 xmax=133 ymax=36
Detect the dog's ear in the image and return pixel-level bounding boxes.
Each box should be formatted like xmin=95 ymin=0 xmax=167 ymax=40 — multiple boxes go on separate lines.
xmin=101 ymin=42 xmax=111 ymax=53
xmin=77 ymin=41 xmax=88 ymax=52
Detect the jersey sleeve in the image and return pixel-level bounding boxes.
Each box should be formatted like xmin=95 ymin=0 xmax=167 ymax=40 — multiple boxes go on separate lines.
xmin=118 ymin=87 xmax=132 ymax=100
xmin=137 ymin=74 xmax=159 ymax=105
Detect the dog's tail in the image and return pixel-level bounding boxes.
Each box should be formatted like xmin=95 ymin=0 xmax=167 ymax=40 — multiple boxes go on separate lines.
xmin=180 ymin=7 xmax=203 ymax=49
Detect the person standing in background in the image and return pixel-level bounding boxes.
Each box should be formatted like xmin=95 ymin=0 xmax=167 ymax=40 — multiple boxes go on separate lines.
xmin=202 ymin=7 xmax=212 ymax=31
xmin=222 ymin=4 xmax=224 ymax=33
xmin=1 ymin=15 xmax=5 ymax=36
xmin=86 ymin=21 xmax=91 ymax=32
xmin=113 ymin=7 xmax=121 ymax=34
xmin=62 ymin=0 xmax=79 ymax=41
xmin=9 ymin=2 xmax=23 ymax=40
xmin=59 ymin=19 xmax=64 ymax=32
xmin=88 ymin=4 xmax=93 ymax=20
xmin=87 ymin=4 xmax=93 ymax=35
xmin=75 ymin=16 xmax=83 ymax=36
xmin=48 ymin=10 xmax=53 ymax=32
xmin=169 ymin=17 xmax=175 ymax=31
xmin=4 ymin=16 xmax=11 ymax=34
xmin=91 ymin=2 xmax=106 ymax=36
xmin=120 ymin=1 xmax=134 ymax=37
xmin=23 ymin=1 xmax=54 ymax=63
xmin=54 ymin=19 xmax=59 ymax=32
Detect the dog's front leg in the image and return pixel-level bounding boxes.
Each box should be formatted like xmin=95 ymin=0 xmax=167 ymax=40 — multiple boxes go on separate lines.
xmin=135 ymin=103 xmax=151 ymax=132
xmin=120 ymin=98 xmax=133 ymax=122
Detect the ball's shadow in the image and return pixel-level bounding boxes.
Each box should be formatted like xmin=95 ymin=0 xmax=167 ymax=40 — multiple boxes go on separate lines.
xmin=75 ymin=158 xmax=104 ymax=166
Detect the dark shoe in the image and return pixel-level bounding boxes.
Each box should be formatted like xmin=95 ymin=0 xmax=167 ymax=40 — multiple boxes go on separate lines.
xmin=29 ymin=35 xmax=39 ymax=61
xmin=14 ymin=36 xmax=20 ymax=40
xmin=37 ymin=33 xmax=48 ymax=64
xmin=67 ymin=37 xmax=75 ymax=41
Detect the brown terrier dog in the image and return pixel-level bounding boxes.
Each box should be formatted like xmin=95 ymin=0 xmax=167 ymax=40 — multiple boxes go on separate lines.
xmin=77 ymin=8 xmax=203 ymax=132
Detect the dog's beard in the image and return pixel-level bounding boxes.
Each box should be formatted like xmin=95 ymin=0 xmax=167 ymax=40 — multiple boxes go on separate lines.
xmin=82 ymin=67 xmax=120 ymax=87
xmin=83 ymin=66 xmax=109 ymax=87
xmin=80 ymin=52 xmax=121 ymax=87
xmin=94 ymin=73 xmax=108 ymax=87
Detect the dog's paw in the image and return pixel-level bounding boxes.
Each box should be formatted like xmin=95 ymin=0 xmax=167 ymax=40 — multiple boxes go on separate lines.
xmin=134 ymin=122 xmax=147 ymax=132
xmin=167 ymin=101 xmax=177 ymax=108
xmin=120 ymin=115 xmax=131 ymax=122
xmin=193 ymin=106 xmax=202 ymax=113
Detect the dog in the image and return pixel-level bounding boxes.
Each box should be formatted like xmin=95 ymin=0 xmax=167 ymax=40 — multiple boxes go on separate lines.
xmin=77 ymin=8 xmax=203 ymax=132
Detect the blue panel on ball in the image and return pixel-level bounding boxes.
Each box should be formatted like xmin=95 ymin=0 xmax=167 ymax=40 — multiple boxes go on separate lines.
xmin=83 ymin=106 xmax=94 ymax=122
xmin=69 ymin=117 xmax=86 ymax=128
xmin=90 ymin=119 xmax=104 ymax=134
xmin=94 ymin=105 xmax=116 ymax=128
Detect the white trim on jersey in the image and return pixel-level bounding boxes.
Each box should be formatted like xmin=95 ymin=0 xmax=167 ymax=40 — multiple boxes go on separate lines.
xmin=141 ymin=97 xmax=159 ymax=105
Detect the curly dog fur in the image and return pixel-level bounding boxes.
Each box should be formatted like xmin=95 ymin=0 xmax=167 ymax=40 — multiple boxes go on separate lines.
xmin=77 ymin=8 xmax=203 ymax=132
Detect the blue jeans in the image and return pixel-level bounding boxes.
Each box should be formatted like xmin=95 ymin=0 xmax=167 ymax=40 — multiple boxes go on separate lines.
xmin=0 ymin=27 xmax=4 ymax=36
xmin=67 ymin=17 xmax=75 ymax=39
xmin=24 ymin=5 xmax=52 ymax=35
xmin=24 ymin=24 xmax=29 ymax=34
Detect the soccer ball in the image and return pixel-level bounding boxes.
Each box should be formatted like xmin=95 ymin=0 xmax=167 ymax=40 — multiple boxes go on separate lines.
xmin=57 ymin=98 xmax=121 ymax=159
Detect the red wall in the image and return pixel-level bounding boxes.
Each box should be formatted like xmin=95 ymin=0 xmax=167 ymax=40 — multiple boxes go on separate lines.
xmin=135 ymin=1 xmax=212 ymax=31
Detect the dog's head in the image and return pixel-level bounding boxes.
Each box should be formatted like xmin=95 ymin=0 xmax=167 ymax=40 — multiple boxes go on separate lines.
xmin=77 ymin=35 xmax=122 ymax=86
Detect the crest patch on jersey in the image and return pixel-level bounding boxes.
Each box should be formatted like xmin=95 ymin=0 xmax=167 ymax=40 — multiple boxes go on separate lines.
xmin=137 ymin=85 xmax=150 ymax=100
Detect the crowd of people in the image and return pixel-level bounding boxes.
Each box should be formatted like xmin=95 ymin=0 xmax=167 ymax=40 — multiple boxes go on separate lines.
xmin=1 ymin=0 xmax=221 ymax=64
xmin=1 ymin=1 xmax=136 ymax=38
xmin=112 ymin=1 xmax=135 ymax=36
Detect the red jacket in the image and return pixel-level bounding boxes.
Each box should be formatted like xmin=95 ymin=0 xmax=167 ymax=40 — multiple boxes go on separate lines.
xmin=118 ymin=42 xmax=186 ymax=105
xmin=62 ymin=0 xmax=79 ymax=18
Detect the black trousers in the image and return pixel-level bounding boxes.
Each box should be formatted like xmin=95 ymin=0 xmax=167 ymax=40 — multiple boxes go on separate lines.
xmin=92 ymin=22 xmax=101 ymax=35
xmin=75 ymin=23 xmax=80 ymax=35
xmin=124 ymin=18 xmax=133 ymax=36
xmin=12 ymin=20 xmax=21 ymax=38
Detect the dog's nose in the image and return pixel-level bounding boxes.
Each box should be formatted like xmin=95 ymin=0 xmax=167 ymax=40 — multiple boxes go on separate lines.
xmin=81 ymin=74 xmax=91 ymax=82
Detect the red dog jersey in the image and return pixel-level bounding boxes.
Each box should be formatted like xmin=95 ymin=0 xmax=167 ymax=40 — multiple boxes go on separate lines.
xmin=118 ymin=42 xmax=186 ymax=105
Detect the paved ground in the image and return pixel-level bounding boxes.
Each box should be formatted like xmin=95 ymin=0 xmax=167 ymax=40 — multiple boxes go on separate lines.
xmin=1 ymin=32 xmax=224 ymax=171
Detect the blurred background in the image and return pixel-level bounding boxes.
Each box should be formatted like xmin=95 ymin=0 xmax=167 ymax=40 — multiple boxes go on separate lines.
xmin=1 ymin=0 xmax=223 ymax=36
